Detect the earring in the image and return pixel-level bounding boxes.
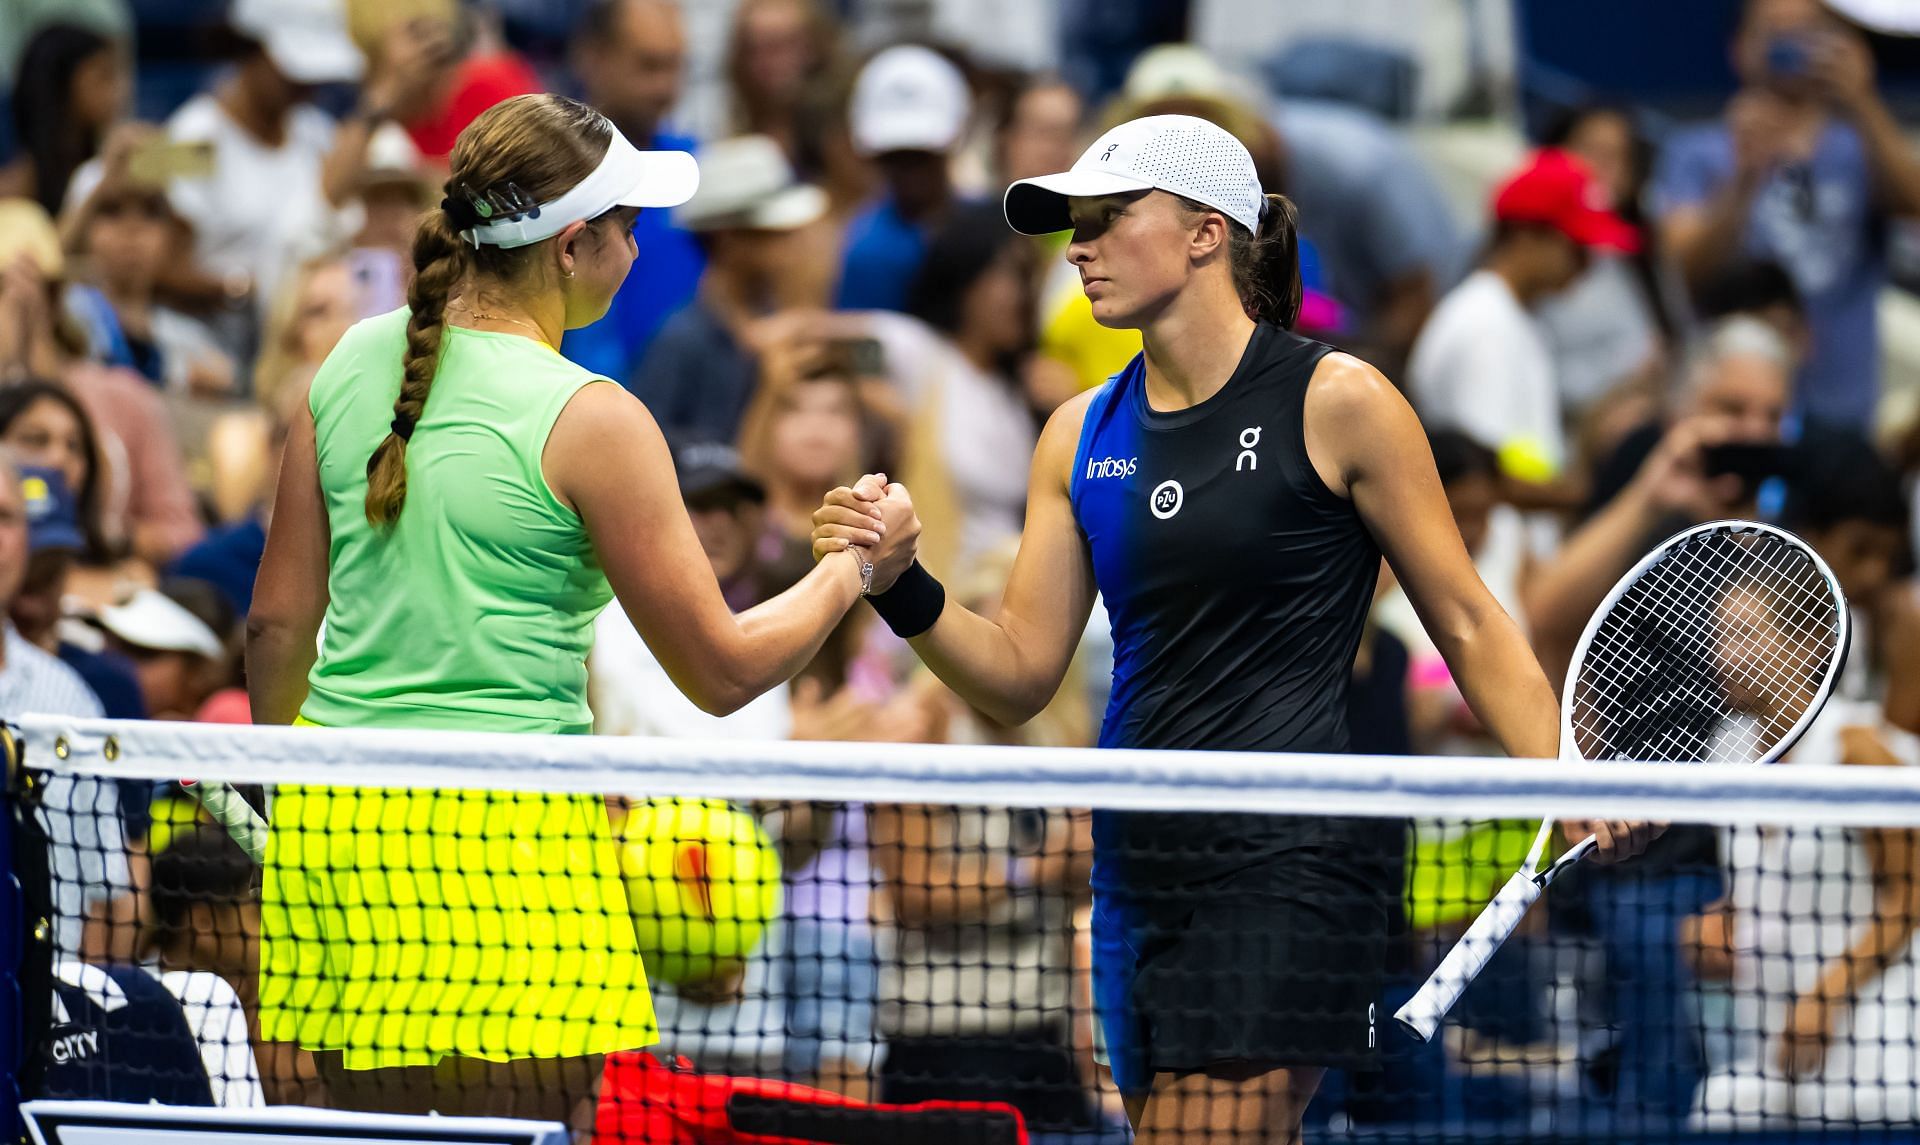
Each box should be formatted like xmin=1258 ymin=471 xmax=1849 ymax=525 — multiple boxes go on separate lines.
xmin=563 ymin=269 xmax=575 ymax=280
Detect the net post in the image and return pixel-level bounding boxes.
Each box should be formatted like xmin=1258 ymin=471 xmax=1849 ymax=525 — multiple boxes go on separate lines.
xmin=2 ymin=724 xmax=52 ymax=1143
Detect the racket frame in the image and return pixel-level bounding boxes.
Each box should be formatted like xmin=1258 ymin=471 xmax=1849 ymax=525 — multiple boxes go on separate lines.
xmin=1393 ymin=519 xmax=1849 ymax=1042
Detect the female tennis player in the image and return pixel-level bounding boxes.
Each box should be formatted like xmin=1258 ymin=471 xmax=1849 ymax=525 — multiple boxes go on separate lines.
xmin=247 ymin=94 xmax=885 ymax=1130
xmin=814 ymin=114 xmax=1654 ymax=1142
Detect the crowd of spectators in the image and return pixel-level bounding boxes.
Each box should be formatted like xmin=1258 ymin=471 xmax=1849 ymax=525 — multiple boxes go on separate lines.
xmin=8 ymin=0 xmax=1920 ymax=1136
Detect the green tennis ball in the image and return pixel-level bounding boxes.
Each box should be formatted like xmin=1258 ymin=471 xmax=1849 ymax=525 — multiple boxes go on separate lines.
xmin=618 ymin=797 xmax=783 ymax=987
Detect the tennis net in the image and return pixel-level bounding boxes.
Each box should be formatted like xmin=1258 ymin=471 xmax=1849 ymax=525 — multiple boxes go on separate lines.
xmin=13 ymin=713 xmax=1920 ymax=1143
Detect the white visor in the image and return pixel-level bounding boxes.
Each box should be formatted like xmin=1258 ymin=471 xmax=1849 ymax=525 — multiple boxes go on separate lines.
xmin=461 ymin=130 xmax=700 ymax=249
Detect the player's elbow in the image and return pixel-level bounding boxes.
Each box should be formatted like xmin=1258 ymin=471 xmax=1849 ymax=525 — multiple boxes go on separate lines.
xmin=687 ymin=675 xmax=755 ymax=718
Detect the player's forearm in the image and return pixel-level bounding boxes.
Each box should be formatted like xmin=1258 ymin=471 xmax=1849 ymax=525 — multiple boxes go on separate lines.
xmin=909 ymin=603 xmax=1065 ymax=728
xmin=245 ymin=618 xmax=319 ymax=726
xmin=709 ymin=553 xmax=864 ymax=715
xmin=1435 ymin=606 xmax=1560 ymax=761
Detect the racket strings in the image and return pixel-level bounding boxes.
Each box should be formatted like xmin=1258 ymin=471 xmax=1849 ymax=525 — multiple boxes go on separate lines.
xmin=1571 ymin=529 xmax=1841 ymax=764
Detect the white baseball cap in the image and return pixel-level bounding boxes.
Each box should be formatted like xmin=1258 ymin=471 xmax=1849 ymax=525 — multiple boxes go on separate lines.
xmin=230 ymin=0 xmax=364 ymax=86
xmin=675 ymin=135 xmax=827 ymax=232
xmin=849 ymin=45 xmax=971 ymax=157
xmin=1003 ymin=114 xmax=1266 ymax=236
xmin=98 ymin=590 xmax=225 ymax=660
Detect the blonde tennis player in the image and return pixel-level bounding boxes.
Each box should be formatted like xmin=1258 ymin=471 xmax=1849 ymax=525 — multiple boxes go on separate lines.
xmin=247 ymin=94 xmax=899 ymax=1131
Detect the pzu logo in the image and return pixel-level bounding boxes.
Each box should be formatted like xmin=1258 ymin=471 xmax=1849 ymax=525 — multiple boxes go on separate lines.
xmin=1150 ymin=480 xmax=1184 ymax=520
xmin=1236 ymin=426 xmax=1262 ymax=472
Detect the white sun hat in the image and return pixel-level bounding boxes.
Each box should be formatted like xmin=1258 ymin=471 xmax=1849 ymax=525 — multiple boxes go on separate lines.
xmin=230 ymin=0 xmax=365 ymax=85
xmin=675 ymin=135 xmax=827 ymax=232
xmin=1003 ymin=113 xmax=1265 ymax=236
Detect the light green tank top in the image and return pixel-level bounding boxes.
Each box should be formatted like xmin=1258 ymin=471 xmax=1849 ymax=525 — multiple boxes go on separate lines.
xmin=301 ymin=308 xmax=613 ymax=734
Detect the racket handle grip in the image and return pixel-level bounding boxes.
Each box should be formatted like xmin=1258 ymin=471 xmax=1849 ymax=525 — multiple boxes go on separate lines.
xmin=1393 ymin=871 xmax=1543 ymax=1043
xmin=182 ymin=779 xmax=268 ymax=865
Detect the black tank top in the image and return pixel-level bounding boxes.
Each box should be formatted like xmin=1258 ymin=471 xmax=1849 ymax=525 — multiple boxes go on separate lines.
xmin=1070 ymin=324 xmax=1384 ymax=888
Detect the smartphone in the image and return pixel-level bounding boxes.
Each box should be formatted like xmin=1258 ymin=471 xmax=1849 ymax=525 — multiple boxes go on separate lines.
xmin=1702 ymin=442 xmax=1792 ymax=487
xmin=126 ymin=139 xmax=215 ymax=187
xmin=825 ymin=337 xmax=885 ymax=377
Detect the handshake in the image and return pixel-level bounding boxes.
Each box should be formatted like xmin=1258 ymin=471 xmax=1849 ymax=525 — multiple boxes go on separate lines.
xmin=811 ymin=472 xmax=922 ymax=594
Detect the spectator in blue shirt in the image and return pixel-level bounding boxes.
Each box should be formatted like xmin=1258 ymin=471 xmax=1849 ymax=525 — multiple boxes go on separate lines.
xmin=562 ymin=0 xmax=705 ymax=383
xmin=1653 ymin=0 xmax=1920 ymax=430
xmin=834 ymin=45 xmax=973 ymax=313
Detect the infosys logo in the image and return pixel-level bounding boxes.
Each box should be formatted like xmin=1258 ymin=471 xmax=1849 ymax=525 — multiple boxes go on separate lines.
xmin=1086 ymin=456 xmax=1137 ymax=480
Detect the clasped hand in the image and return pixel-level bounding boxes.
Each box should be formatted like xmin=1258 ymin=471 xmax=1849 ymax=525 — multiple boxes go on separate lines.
xmin=812 ymin=473 xmax=922 ymax=593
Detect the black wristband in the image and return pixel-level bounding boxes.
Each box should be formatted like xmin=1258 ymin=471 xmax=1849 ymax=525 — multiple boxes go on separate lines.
xmin=866 ymin=561 xmax=945 ymax=639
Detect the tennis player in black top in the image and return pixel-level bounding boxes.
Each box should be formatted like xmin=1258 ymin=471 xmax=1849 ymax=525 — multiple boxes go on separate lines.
xmin=815 ymin=114 xmax=1655 ymax=1142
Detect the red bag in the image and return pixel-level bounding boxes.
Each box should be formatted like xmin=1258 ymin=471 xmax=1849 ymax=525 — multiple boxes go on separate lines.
xmin=594 ymin=1052 xmax=1028 ymax=1145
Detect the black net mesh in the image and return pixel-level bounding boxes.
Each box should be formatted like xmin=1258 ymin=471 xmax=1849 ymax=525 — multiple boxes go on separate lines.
xmin=14 ymin=722 xmax=1920 ymax=1144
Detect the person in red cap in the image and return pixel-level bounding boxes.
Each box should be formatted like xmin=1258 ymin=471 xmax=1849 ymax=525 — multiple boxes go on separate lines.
xmin=1407 ymin=148 xmax=1639 ymax=501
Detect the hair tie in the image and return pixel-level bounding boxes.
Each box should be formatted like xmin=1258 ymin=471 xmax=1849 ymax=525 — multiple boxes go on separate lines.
xmin=391 ymin=415 xmax=416 ymax=442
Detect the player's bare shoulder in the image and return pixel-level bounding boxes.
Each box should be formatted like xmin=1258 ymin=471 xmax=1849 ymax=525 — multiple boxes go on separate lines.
xmin=1035 ymin=387 xmax=1104 ymax=494
xmin=1302 ymin=351 xmax=1417 ymax=497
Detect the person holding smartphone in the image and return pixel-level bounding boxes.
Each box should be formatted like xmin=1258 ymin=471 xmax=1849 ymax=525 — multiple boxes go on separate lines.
xmin=1653 ymin=0 xmax=1920 ymax=432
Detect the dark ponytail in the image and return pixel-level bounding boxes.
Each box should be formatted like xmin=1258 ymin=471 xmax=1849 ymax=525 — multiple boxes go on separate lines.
xmin=365 ymin=209 xmax=468 ymax=526
xmin=1236 ymin=192 xmax=1302 ymax=328
xmin=1177 ymin=191 xmax=1304 ymax=328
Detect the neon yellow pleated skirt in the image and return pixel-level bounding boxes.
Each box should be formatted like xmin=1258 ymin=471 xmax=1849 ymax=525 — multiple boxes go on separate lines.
xmin=259 ymin=717 xmax=657 ymax=1069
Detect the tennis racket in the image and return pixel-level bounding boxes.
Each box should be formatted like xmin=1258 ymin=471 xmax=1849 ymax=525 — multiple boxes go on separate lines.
xmin=1394 ymin=520 xmax=1849 ymax=1042
xmin=181 ymin=779 xmax=268 ymax=864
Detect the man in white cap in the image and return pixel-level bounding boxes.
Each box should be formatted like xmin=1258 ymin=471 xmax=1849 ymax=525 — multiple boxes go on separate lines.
xmin=636 ymin=134 xmax=830 ymax=442
xmin=835 ymin=44 xmax=973 ymax=312
xmin=163 ymin=0 xmax=452 ymax=316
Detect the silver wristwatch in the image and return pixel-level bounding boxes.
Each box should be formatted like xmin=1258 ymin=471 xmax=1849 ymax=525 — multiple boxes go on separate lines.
xmin=851 ymin=547 xmax=875 ymax=596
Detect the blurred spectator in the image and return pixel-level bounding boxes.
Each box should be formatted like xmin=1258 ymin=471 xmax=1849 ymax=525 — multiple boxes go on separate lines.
xmin=635 ymin=134 xmax=829 ymax=440
xmin=163 ymin=0 xmax=446 ymax=323
xmin=394 ymin=8 xmax=542 ymax=164
xmin=737 ymin=362 xmax=870 ymax=560
xmin=147 ymin=824 xmax=323 ymax=1106
xmin=1694 ymin=257 xmax=1811 ymax=365
xmin=1531 ymin=316 xmax=1793 ymax=668
xmin=563 ymin=0 xmax=705 ymax=380
xmin=3 ymin=23 xmax=128 ymax=214
xmin=1535 ymin=104 xmax=1679 ymax=427
xmin=1693 ymin=704 xmax=1920 ymax=1125
xmin=856 ymin=202 xmax=1041 ymax=576
xmin=349 ymin=124 xmax=437 ymax=259
xmin=1784 ymin=430 xmax=1920 ymax=730
xmin=254 ymin=255 xmax=361 ymax=408
xmin=726 ymin=0 xmax=846 ymax=184
xmin=995 ymin=75 xmax=1084 ymax=186
xmin=0 ymin=449 xmax=133 ymax=965
xmin=8 ymin=464 xmax=144 ymax=720
xmin=0 ymin=380 xmax=111 ymax=564
xmin=62 ymin=174 xmax=236 ymax=396
xmin=835 ymin=45 xmax=973 ymax=312
xmin=94 ymin=580 xmax=231 ymax=721
xmin=1652 ymin=0 xmax=1920 ymax=430
xmin=1409 ymin=149 xmax=1638 ymax=494
xmin=0 ymin=208 xmax=202 ymax=567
